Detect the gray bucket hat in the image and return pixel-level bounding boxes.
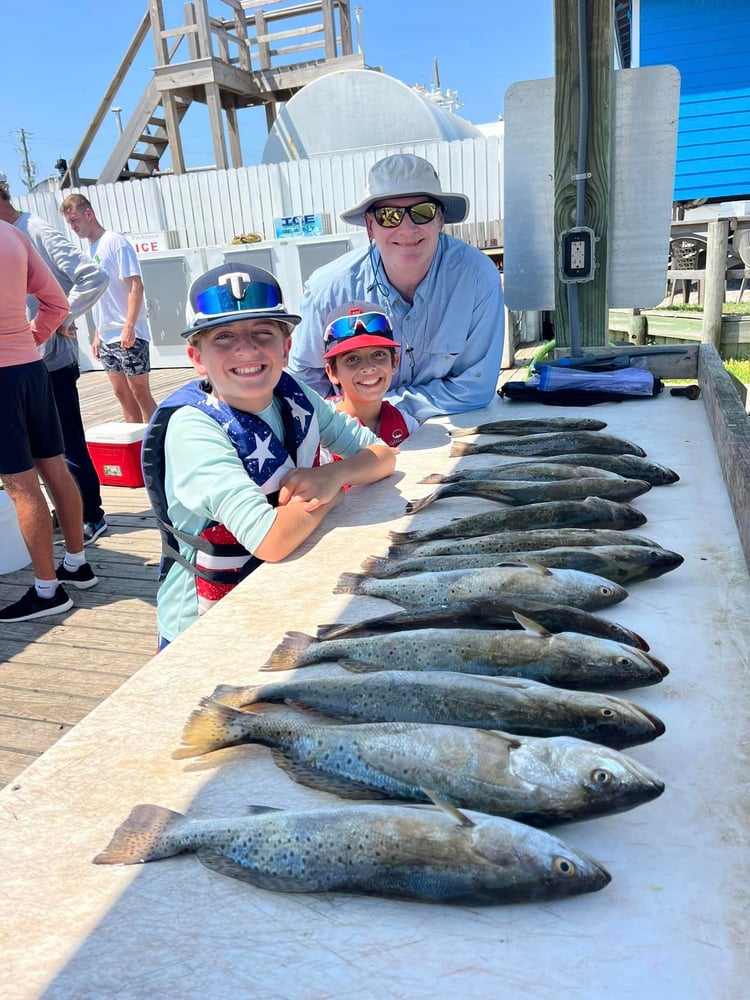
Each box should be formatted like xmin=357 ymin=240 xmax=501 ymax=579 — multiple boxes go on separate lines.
xmin=340 ymin=154 xmax=470 ymax=227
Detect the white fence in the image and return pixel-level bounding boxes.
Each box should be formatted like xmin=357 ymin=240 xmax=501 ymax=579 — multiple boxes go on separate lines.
xmin=16 ymin=136 xmax=502 ymax=252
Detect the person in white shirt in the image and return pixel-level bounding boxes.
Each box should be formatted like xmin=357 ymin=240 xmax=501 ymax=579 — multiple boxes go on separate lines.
xmin=60 ymin=194 xmax=157 ymax=423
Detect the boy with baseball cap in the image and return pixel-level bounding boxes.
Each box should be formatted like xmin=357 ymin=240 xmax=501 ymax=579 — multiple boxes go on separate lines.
xmin=322 ymin=301 xmax=418 ymax=447
xmin=142 ymin=264 xmax=395 ymax=646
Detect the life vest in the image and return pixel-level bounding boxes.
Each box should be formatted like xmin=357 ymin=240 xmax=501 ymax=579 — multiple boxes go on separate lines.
xmin=141 ymin=373 xmax=320 ymax=614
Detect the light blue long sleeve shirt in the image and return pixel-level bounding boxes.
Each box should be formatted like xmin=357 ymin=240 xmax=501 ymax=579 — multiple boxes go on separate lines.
xmin=287 ymin=233 xmax=505 ymax=423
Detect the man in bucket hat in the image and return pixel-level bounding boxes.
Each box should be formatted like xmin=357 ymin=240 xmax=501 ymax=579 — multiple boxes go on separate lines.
xmin=287 ymin=153 xmax=504 ymax=422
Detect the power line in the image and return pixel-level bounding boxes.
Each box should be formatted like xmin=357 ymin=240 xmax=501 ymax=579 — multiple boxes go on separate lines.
xmin=13 ymin=128 xmax=37 ymax=191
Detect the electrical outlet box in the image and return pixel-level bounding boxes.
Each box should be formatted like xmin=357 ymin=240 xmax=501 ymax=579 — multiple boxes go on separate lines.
xmin=559 ymin=227 xmax=596 ymax=283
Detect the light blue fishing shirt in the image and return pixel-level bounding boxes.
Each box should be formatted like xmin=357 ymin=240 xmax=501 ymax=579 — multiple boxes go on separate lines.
xmin=287 ymin=233 xmax=505 ymax=423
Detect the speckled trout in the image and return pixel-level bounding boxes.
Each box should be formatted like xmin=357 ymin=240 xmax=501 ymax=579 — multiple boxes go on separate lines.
xmin=420 ymin=462 xmax=625 ymax=485
xmin=334 ymin=564 xmax=628 ymax=612
xmin=213 ymin=671 xmax=665 ymax=748
xmin=262 ymin=623 xmax=667 ymax=689
xmin=467 ymin=453 xmax=680 ymax=486
xmin=362 ymin=544 xmax=684 ymax=586
xmin=405 ymin=476 xmax=651 ymax=514
xmin=94 ymin=798 xmax=611 ymax=904
xmin=447 ymin=416 xmax=608 ymax=437
xmin=450 ymin=431 xmax=647 ymax=459
xmin=172 ymin=702 xmax=665 ymax=826
xmin=388 ymin=497 xmax=647 ymax=544
xmin=388 ymin=527 xmax=662 ymax=558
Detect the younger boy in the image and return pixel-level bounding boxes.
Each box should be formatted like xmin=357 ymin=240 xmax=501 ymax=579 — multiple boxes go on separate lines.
xmin=323 ymin=302 xmax=419 ymax=447
xmin=142 ymin=264 xmax=396 ymax=646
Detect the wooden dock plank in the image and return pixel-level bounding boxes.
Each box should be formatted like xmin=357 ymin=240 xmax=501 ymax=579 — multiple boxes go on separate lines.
xmin=0 ymin=367 xmax=195 ymax=788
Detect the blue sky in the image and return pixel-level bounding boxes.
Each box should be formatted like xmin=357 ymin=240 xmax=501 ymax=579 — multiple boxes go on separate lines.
xmin=0 ymin=0 xmax=553 ymax=189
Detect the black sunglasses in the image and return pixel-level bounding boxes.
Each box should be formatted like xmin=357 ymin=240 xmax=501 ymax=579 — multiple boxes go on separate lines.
xmin=370 ymin=200 xmax=442 ymax=228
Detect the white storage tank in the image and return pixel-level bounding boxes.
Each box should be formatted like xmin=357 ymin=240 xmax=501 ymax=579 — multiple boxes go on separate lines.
xmin=261 ymin=69 xmax=482 ymax=163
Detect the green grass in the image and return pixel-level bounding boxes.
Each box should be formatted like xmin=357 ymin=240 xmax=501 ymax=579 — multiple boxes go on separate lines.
xmin=652 ymin=302 xmax=750 ymax=315
xmin=724 ymin=358 xmax=750 ymax=382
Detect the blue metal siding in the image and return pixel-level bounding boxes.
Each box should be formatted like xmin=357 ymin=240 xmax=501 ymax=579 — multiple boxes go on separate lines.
xmin=639 ymin=0 xmax=750 ymax=200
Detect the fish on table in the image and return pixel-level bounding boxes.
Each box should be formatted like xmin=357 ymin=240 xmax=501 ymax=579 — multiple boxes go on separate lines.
xmin=212 ymin=670 xmax=666 ymax=749
xmin=404 ymin=476 xmax=651 ymax=514
xmin=334 ymin=564 xmax=628 ymax=612
xmin=362 ymin=544 xmax=684 ymax=586
xmin=388 ymin=527 xmax=664 ymax=558
xmin=262 ymin=620 xmax=667 ymax=690
xmin=420 ymin=462 xmax=626 ymax=485
xmin=450 ymin=431 xmax=647 ymax=459
xmin=94 ymin=797 xmax=612 ymax=905
xmin=316 ymin=601 xmax=651 ymax=651
xmin=388 ymin=497 xmax=648 ymax=545
xmin=436 ymin=453 xmax=679 ymax=487
xmin=447 ymin=416 xmax=608 ymax=437
xmin=171 ymin=701 xmax=666 ymax=826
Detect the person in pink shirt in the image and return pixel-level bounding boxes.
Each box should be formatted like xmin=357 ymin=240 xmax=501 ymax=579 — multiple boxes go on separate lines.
xmin=0 ymin=221 xmax=98 ymax=622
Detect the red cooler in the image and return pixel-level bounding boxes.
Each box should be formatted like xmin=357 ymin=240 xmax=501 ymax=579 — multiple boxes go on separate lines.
xmin=85 ymin=422 xmax=149 ymax=488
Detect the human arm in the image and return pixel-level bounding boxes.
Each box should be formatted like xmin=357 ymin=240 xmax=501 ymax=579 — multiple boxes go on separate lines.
xmin=385 ymin=247 xmax=505 ymax=421
xmin=278 ymin=442 xmax=396 ymax=509
xmin=120 ymin=274 xmax=144 ymax=349
xmin=26 ymin=243 xmax=69 ymax=345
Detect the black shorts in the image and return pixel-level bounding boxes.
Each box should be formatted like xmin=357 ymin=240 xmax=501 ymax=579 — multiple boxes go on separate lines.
xmin=99 ymin=338 xmax=151 ymax=376
xmin=0 ymin=361 xmax=65 ymax=474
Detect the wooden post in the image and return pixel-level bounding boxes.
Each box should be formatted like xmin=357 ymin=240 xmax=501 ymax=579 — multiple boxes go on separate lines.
xmin=702 ymin=219 xmax=729 ymax=350
xmin=553 ymin=0 xmax=612 ymax=349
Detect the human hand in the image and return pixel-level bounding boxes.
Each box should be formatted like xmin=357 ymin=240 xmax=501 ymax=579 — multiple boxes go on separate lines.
xmin=120 ymin=324 xmax=136 ymax=349
xmin=278 ymin=465 xmax=345 ymax=511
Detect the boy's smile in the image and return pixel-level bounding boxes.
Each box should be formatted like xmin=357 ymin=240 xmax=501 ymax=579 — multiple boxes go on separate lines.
xmin=327 ymin=346 xmax=397 ymax=409
xmin=188 ymin=320 xmax=291 ymax=411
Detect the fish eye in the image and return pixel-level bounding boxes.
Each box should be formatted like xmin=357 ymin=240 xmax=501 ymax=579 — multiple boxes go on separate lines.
xmin=591 ymin=769 xmax=612 ymax=785
xmin=615 ymin=656 xmax=633 ymax=667
xmin=599 ymin=586 xmax=615 ymax=598
xmin=553 ymin=857 xmax=577 ymax=877
xmin=599 ymin=708 xmax=616 ymax=719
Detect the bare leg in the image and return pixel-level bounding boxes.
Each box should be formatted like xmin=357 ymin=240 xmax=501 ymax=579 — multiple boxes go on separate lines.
xmin=107 ymin=370 xmax=143 ymax=423
xmin=36 ymin=455 xmax=84 ymax=554
xmin=1 ymin=469 xmax=57 ymax=579
xmin=127 ymin=372 xmax=158 ymax=421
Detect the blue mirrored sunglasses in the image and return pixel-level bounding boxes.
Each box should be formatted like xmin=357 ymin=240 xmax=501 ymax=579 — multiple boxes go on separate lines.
xmin=194 ymin=280 xmax=283 ymax=316
xmin=324 ymin=311 xmax=393 ymax=344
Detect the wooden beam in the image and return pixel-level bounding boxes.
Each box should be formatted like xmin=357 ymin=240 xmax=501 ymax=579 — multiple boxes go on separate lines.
xmin=205 ymin=81 xmax=229 ymax=169
xmin=225 ymin=99 xmax=243 ymax=167
xmin=702 ymin=219 xmax=729 ymax=349
xmin=553 ymin=0 xmax=612 ymax=349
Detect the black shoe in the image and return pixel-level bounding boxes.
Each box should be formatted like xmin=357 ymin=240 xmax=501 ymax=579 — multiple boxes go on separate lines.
xmin=83 ymin=518 xmax=108 ymax=546
xmin=56 ymin=561 xmax=99 ymax=590
xmin=0 ymin=585 xmax=73 ymax=622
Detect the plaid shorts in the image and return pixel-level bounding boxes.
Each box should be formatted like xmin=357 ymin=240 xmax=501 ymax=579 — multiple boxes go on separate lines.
xmin=98 ymin=338 xmax=151 ymax=376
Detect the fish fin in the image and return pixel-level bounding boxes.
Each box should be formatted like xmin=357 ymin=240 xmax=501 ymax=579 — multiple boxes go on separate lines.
xmin=270 ymin=750 xmax=388 ymax=798
xmin=262 ymin=631 xmax=316 ymax=671
xmin=93 ymin=804 xmax=186 ymax=865
xmin=333 ymin=572 xmax=367 ymax=595
xmin=172 ymin=698 xmax=250 ymax=759
xmin=484 ymin=731 xmax=523 ymax=750
xmin=197 ymin=849 xmax=309 ymax=893
xmin=449 ymin=441 xmax=478 ymax=458
xmin=447 ymin=426 xmax=478 ymax=438
xmin=282 ymin=701 xmax=342 ymax=724
xmin=418 ymin=472 xmax=447 ymax=484
xmin=245 ymin=804 xmax=283 ymax=815
xmin=421 ymin=788 xmax=475 ymax=827
xmin=521 ymin=559 xmax=553 ymax=575
xmin=388 ymin=528 xmax=420 ymax=544
xmin=210 ymin=684 xmax=257 ymax=708
xmin=512 ymin=612 xmax=552 ymax=636
xmin=360 ymin=555 xmax=400 ymax=578
xmin=404 ymin=492 xmax=439 ymax=515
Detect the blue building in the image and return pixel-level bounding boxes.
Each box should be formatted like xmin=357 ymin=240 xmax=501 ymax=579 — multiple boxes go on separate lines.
xmin=618 ymin=0 xmax=750 ymax=203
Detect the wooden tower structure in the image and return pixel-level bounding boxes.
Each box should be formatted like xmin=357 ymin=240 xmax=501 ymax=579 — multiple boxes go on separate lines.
xmin=61 ymin=0 xmax=362 ymax=187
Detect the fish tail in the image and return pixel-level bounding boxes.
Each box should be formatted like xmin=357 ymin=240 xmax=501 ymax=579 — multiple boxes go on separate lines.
xmin=447 ymin=427 xmax=477 ymax=438
xmin=262 ymin=631 xmax=316 ymax=671
xmin=449 ymin=441 xmax=478 ymax=457
xmin=172 ymin=698 xmax=254 ymax=759
xmin=418 ymin=472 xmax=448 ymax=484
xmin=334 ymin=572 xmax=367 ymax=595
xmin=405 ymin=492 xmax=438 ymax=515
xmin=210 ymin=683 xmax=257 ymax=708
xmin=360 ymin=555 xmax=400 ymax=578
xmin=93 ymin=804 xmax=187 ymax=865
xmin=387 ymin=528 xmax=420 ymax=544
